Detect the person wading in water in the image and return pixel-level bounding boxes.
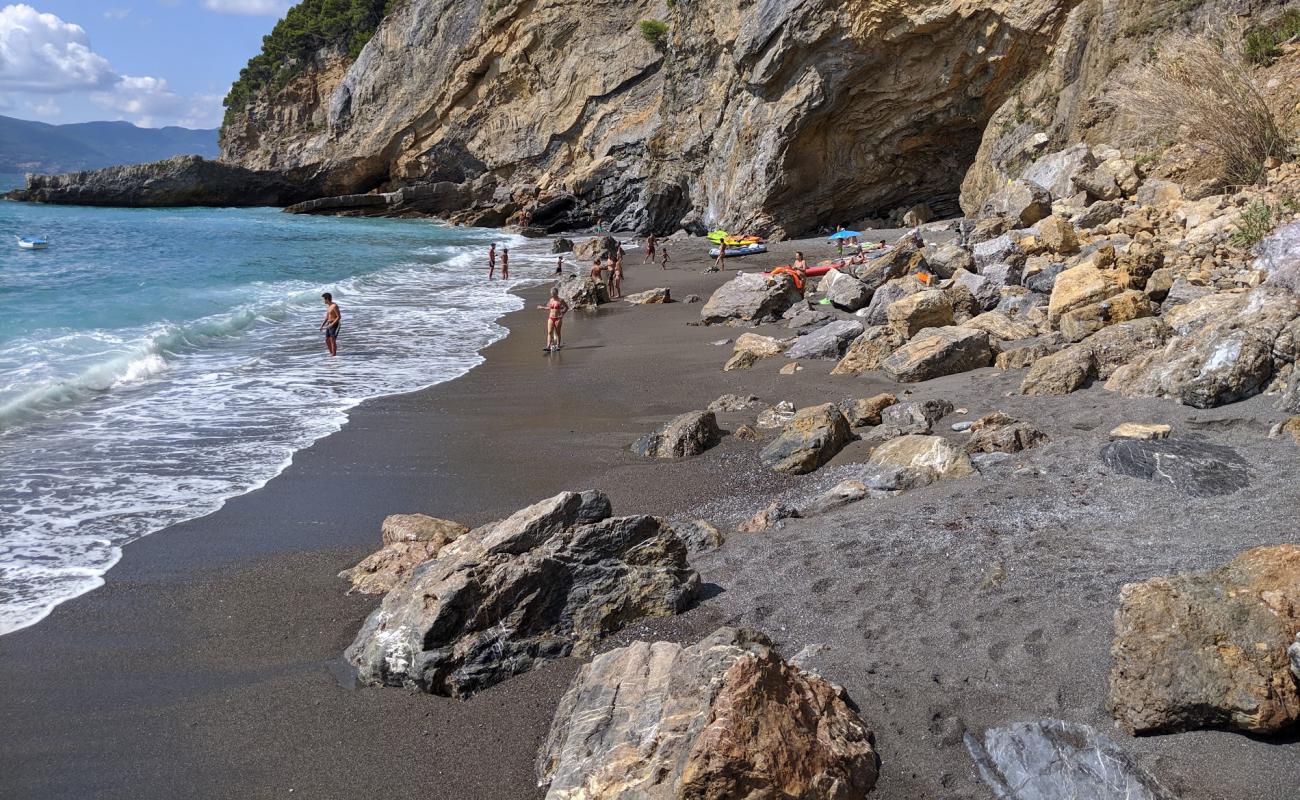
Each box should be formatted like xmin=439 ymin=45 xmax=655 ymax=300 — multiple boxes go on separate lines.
xmin=487 ymin=242 xmax=497 ymax=279
xmin=501 ymin=247 xmax=510 ymax=280
xmin=319 ymin=292 xmax=341 ymax=357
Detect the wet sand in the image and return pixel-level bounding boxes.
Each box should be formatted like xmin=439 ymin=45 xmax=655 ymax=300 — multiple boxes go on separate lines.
xmin=2 ymin=231 xmax=1298 ymax=799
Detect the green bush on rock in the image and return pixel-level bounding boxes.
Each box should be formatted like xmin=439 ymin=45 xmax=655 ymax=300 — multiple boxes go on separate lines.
xmin=639 ymin=18 xmax=668 ymax=46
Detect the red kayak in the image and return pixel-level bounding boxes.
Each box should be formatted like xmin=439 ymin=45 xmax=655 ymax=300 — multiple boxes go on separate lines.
xmin=765 ymin=264 xmax=833 ymax=277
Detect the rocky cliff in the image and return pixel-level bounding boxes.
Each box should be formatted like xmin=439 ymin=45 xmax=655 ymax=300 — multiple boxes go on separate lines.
xmin=220 ymin=0 xmax=1078 ymax=235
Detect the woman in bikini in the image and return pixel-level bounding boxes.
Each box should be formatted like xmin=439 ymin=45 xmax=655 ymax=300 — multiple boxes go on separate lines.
xmin=611 ymin=251 xmax=624 ymax=299
xmin=501 ymin=247 xmax=510 ymax=279
xmin=539 ymin=286 xmax=570 ymax=352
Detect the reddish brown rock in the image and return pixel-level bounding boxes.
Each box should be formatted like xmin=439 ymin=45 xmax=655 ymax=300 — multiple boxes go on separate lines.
xmin=338 ymin=514 xmax=469 ymax=594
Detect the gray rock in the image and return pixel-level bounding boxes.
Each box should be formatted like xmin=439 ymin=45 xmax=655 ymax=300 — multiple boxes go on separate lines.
xmin=1020 ymin=144 xmax=1096 ymax=199
xmin=785 ymin=320 xmax=865 ymax=360
xmin=345 ymin=491 xmax=698 ymax=697
xmin=996 ymin=287 xmax=1049 ymax=319
xmin=555 ymin=274 xmax=608 ymax=309
xmin=966 ymin=719 xmax=1174 ymax=800
xmin=973 ymin=234 xmax=1021 ymax=271
xmin=821 ymin=268 xmax=873 ymax=312
xmin=802 ymin=479 xmax=870 ymax=515
xmin=551 ymin=237 xmax=574 ymax=253
xmin=782 ymin=304 xmax=834 ymax=330
xmin=760 ymin=403 xmax=852 ymax=474
xmin=683 ymin=294 xmax=703 ymax=303
xmin=707 ymin=393 xmax=760 ymax=413
xmin=1257 ymin=220 xmax=1300 ymax=294
xmin=1100 ymin=438 xmax=1251 ymax=497
xmin=1023 ymin=262 xmax=1067 ymax=294
xmin=756 ymin=400 xmax=796 ymax=429
xmin=736 ymin=500 xmax=802 ymax=533
xmin=668 ymin=518 xmax=725 ymax=554
xmin=857 ymin=277 xmax=921 ymax=326
xmin=951 ymin=269 xmax=1001 ymax=312
xmin=981 ymin=179 xmax=1052 ymax=227
xmin=880 ymin=398 xmax=954 ymax=434
xmin=926 ymin=242 xmax=975 ymax=278
xmin=623 ymin=287 xmax=671 ymax=304
xmin=631 ymin=410 xmax=721 ymax=458
xmin=1074 ymin=200 xmax=1123 ymax=229
xmin=700 ymin=272 xmax=801 ymax=324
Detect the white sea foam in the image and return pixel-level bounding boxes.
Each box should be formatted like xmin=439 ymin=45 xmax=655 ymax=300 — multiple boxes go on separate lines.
xmin=0 ymin=225 xmax=554 ymax=635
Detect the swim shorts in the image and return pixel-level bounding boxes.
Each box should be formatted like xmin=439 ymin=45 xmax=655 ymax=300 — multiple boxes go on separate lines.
xmin=324 ymin=323 xmax=340 ymax=339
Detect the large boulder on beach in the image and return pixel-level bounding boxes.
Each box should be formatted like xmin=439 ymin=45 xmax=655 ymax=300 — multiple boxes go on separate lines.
xmin=785 ymin=320 xmax=864 ymax=360
xmin=760 ymin=403 xmax=851 ymax=474
xmin=724 ymin=332 xmax=787 ymax=371
xmin=858 ymin=276 xmax=922 ymax=326
xmin=1100 ymin=438 xmax=1251 ymax=498
xmin=887 ymin=289 xmax=953 ymax=338
xmin=339 ymin=514 xmax=470 ymax=595
xmin=820 ymin=268 xmax=872 ymax=311
xmin=855 ymin=231 xmax=923 ymax=292
xmin=839 ymin=392 xmax=898 ymax=427
xmin=880 ymin=326 xmax=992 ymax=382
xmin=623 ymin=287 xmax=671 ymax=304
xmin=632 ymin=410 xmax=721 ymax=459
xmin=1108 ymin=545 xmax=1300 ymax=736
xmin=556 ymin=274 xmax=608 ymax=309
xmin=574 ymin=235 xmax=618 ymax=261
xmin=1019 ymin=317 xmax=1169 ymax=396
xmin=1047 ymin=262 xmax=1122 ymax=325
xmin=869 ymin=434 xmax=975 ymax=484
xmin=980 ymin=179 xmax=1051 ymax=227
xmin=831 ymin=325 xmax=905 ymax=375
xmin=1105 ymin=288 xmax=1300 ymax=408
xmin=964 ymin=412 xmax=1047 ymax=454
xmin=345 ymin=491 xmax=699 ymax=698
xmin=537 ymin=627 xmax=879 ymax=800
xmin=701 ymin=272 xmax=801 ymax=324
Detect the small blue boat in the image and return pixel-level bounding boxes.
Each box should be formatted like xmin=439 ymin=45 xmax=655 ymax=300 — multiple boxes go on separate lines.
xmin=16 ymin=235 xmax=48 ymax=250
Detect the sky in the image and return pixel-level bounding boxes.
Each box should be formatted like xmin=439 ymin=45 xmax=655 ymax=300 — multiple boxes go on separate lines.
xmin=0 ymin=1 xmax=294 ymax=129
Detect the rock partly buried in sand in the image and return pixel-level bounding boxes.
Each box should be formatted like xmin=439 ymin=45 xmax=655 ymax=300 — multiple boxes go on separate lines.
xmin=724 ymin=332 xmax=786 ymax=371
xmin=345 ymin=490 xmax=699 ymax=698
xmin=760 ymin=404 xmax=852 ymax=475
xmin=880 ymin=326 xmax=992 ymax=382
xmin=555 ymin=274 xmax=608 ymax=309
xmin=964 ymin=412 xmax=1047 ymax=454
xmin=1109 ymin=423 xmax=1171 ymax=441
xmin=623 ymin=287 xmax=671 ymax=304
xmin=537 ymin=627 xmax=879 ymax=800
xmin=756 ymin=401 xmax=796 ymax=429
xmin=831 ymin=325 xmax=906 ymax=376
xmin=995 ymin=336 xmax=1063 ymax=370
xmin=966 ymin=719 xmax=1174 ymax=800
xmin=701 ymin=272 xmax=801 ymax=325
xmin=734 ymin=424 xmax=762 ymax=441
xmin=869 ymin=435 xmax=975 ymax=484
xmin=338 ymin=514 xmax=470 ymax=595
xmin=802 ymin=480 xmax=872 ymax=515
xmin=668 ymin=519 xmax=725 ymax=554
xmin=1108 ymin=545 xmax=1300 ymax=736
xmin=737 ymin=500 xmax=801 ymax=533
xmin=880 ymin=398 xmax=954 ymax=435
xmin=839 ymin=393 xmax=898 ymax=427
xmin=1105 ymin=288 xmax=1300 ymax=408
xmin=785 ymin=320 xmax=864 ymax=360
xmin=708 ymin=393 xmax=760 ymax=413
xmin=632 ymin=410 xmax=721 ymax=459
xmin=1100 ymin=438 xmax=1251 ymax=498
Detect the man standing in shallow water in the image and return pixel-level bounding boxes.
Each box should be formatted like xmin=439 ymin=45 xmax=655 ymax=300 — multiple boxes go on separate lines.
xmin=320 ymin=292 xmax=341 ymax=357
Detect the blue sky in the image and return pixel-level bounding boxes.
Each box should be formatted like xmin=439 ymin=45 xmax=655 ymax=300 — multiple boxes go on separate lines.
xmin=0 ymin=1 xmax=293 ymax=129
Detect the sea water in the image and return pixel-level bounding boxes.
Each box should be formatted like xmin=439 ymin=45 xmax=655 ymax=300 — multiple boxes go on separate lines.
xmin=0 ymin=202 xmax=554 ymax=635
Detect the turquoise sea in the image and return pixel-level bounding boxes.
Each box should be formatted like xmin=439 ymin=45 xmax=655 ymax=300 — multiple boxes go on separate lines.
xmin=0 ymin=200 xmax=552 ymax=634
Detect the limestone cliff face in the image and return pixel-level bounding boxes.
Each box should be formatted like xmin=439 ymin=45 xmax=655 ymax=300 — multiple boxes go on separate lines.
xmin=959 ymin=0 xmax=1292 ymax=213
xmin=220 ymin=0 xmax=1076 ymax=235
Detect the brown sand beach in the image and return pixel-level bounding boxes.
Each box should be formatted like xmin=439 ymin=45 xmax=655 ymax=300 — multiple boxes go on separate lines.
xmin=2 ymin=231 xmax=1299 ymax=800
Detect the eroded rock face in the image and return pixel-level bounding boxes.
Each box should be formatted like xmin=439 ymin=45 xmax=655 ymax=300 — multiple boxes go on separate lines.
xmin=760 ymin=403 xmax=852 ymax=474
xmin=1108 ymin=545 xmax=1300 ymax=735
xmin=219 ymin=0 xmax=1077 ymax=234
xmin=632 ymin=410 xmax=722 ymax=459
xmin=345 ymin=491 xmax=699 ymax=698
xmin=537 ymin=627 xmax=880 ymax=799
xmin=339 ymin=514 xmax=470 ymax=595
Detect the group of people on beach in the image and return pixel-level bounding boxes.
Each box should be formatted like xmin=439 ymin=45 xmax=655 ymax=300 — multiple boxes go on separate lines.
xmin=486 ymin=242 xmax=510 ymax=280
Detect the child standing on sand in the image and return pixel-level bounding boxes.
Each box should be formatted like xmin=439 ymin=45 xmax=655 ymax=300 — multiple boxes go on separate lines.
xmin=660 ymin=244 xmax=669 ymax=270
xmin=539 ymin=287 xmax=569 ymax=352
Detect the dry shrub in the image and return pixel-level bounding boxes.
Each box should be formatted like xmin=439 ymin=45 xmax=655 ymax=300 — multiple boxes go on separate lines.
xmin=1110 ymin=33 xmax=1286 ymax=186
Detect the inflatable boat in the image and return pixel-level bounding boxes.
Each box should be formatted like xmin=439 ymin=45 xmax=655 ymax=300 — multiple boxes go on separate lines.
xmin=708 ymin=243 xmax=768 ymax=257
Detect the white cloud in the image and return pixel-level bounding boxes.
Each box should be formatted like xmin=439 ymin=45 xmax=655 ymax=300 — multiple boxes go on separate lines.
xmin=201 ymin=0 xmax=291 ymax=15
xmin=0 ymin=4 xmax=117 ymax=92
xmin=0 ymin=5 xmax=221 ymax=128
xmin=102 ymin=8 xmax=131 ymax=20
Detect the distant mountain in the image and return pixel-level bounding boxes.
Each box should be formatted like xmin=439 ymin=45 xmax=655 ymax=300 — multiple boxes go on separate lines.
xmin=0 ymin=115 xmax=219 ymax=175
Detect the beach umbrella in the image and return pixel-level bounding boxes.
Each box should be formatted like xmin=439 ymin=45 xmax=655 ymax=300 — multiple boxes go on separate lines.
xmin=827 ymin=230 xmax=862 ymax=240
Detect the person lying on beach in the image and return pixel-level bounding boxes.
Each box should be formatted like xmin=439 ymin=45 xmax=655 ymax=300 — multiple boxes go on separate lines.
xmin=319 ymin=292 xmax=341 ymax=357
xmin=538 ymin=287 xmax=569 ymax=352
xmin=488 ymin=243 xmax=497 ymax=279
xmin=501 ymin=247 xmax=510 ymax=280
xmin=644 ymin=234 xmax=656 ymax=264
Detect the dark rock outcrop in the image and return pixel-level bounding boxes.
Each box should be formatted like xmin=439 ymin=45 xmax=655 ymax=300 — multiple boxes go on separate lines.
xmin=4 ymin=156 xmax=319 ymax=207
xmin=631 ymin=410 xmax=722 ymax=459
xmin=1100 ymin=438 xmax=1251 ymax=498
xmin=760 ymin=403 xmax=852 ymax=475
